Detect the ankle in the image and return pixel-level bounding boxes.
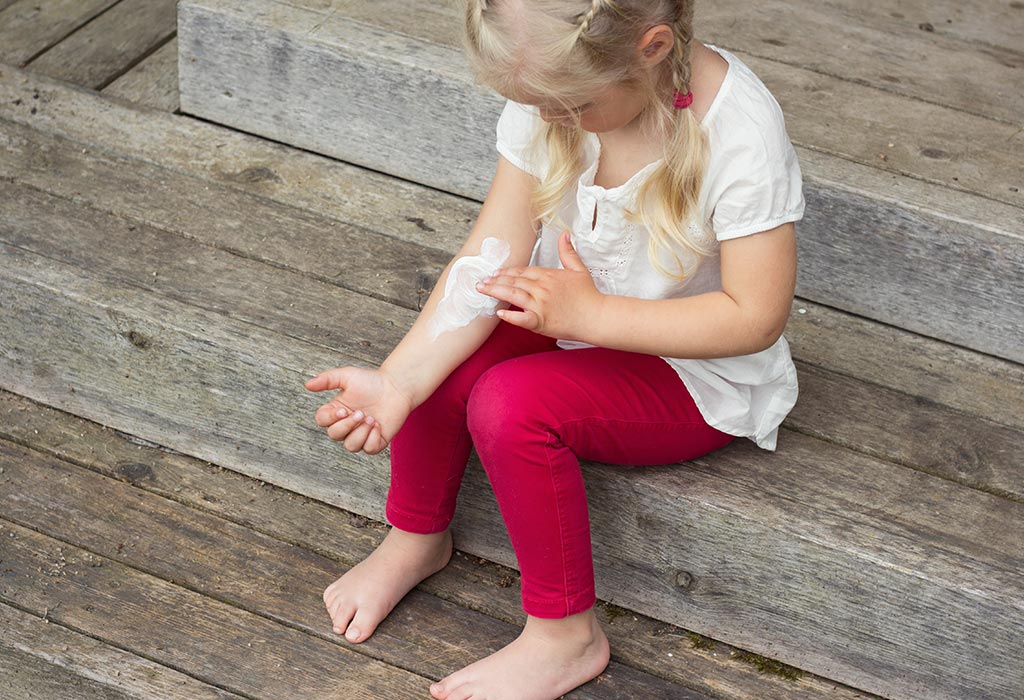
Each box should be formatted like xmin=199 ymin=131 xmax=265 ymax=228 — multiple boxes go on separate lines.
xmin=524 ymin=608 xmax=602 ymax=644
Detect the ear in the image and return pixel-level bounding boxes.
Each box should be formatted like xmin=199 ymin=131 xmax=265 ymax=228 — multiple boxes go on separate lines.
xmin=637 ymin=24 xmax=674 ymax=65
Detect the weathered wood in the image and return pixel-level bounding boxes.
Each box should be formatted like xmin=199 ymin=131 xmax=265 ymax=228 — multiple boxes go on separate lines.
xmin=1 ymin=246 xmax=1021 ymax=700
xmin=177 ymin=0 xmax=1024 ymax=205
xmin=174 ymin=0 xmax=1024 ymax=362
xmin=0 ymin=603 xmax=244 ymax=700
xmin=1 ymin=127 xmax=1020 ymax=500
xmin=697 ymin=0 xmax=1024 ymax=125
xmin=816 ymin=0 xmax=1024 ymax=54
xmin=273 ymin=0 xmax=1024 ymax=123
xmin=0 ymin=522 xmax=434 ymax=699
xmin=0 ymin=646 xmax=139 ymax=700
xmin=102 ymin=36 xmax=180 ymax=113
xmin=28 ymin=0 xmax=178 ymax=90
xmin=0 ymin=387 xmax=877 ymax=700
xmin=0 ymin=440 xmax=708 ymax=700
xmin=0 ymin=0 xmax=119 ymax=66
xmin=2 ymin=64 xmax=1020 ymax=433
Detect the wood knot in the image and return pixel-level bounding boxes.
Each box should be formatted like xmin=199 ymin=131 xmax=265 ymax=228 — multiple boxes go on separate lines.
xmin=123 ymin=330 xmax=151 ymax=349
xmin=116 ymin=462 xmax=154 ymax=482
xmin=674 ymin=570 xmax=695 ymax=590
xmin=229 ymin=166 xmax=282 ymax=184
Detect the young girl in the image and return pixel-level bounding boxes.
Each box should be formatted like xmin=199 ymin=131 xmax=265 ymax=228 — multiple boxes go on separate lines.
xmin=304 ymin=1 xmax=803 ymax=698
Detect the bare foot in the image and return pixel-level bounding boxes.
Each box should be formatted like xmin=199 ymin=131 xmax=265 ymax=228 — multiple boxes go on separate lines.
xmin=323 ymin=526 xmax=453 ymax=643
xmin=429 ymin=607 xmax=610 ymax=700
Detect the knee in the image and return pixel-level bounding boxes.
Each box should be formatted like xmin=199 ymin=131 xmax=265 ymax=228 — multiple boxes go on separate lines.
xmin=466 ymin=361 xmax=552 ymax=448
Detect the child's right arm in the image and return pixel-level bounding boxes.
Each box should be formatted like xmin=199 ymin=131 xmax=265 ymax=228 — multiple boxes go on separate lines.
xmin=304 ymin=154 xmax=540 ymax=454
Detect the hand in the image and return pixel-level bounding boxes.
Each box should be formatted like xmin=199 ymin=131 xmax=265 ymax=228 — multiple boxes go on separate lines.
xmin=304 ymin=367 xmax=414 ymax=455
xmin=476 ymin=229 xmax=604 ymax=340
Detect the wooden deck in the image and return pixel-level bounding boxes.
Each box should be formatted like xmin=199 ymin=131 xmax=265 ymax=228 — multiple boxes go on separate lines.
xmin=0 ymin=1 xmax=1021 ymax=699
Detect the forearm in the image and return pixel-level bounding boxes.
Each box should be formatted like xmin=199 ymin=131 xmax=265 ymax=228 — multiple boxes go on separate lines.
xmin=380 ymin=255 xmax=506 ymax=408
xmin=584 ymin=291 xmax=780 ymax=359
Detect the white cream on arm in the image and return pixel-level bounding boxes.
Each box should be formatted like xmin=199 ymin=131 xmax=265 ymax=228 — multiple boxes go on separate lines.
xmin=427 ymin=237 xmax=511 ymax=340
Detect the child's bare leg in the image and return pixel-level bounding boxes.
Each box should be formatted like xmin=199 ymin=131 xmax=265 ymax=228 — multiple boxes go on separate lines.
xmin=323 ymin=525 xmax=453 ymax=643
xmin=429 ymin=606 xmax=610 ymax=700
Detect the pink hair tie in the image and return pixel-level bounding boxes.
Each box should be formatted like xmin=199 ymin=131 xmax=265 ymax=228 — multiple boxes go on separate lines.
xmin=672 ymin=89 xmax=694 ymax=109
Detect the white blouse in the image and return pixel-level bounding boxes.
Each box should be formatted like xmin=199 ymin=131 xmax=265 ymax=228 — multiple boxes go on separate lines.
xmin=494 ymin=44 xmax=805 ymax=451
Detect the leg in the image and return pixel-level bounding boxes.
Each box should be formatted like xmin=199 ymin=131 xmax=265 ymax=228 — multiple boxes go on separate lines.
xmin=430 ymin=347 xmax=733 ymax=700
xmin=323 ymin=310 xmax=558 ymax=643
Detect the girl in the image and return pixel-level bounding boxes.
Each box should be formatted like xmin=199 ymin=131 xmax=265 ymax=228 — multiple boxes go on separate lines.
xmin=304 ymin=1 xmax=803 ymax=698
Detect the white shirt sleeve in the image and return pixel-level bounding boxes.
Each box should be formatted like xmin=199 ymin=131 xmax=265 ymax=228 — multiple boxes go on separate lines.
xmin=495 ymin=100 xmax=546 ymax=179
xmin=706 ymin=97 xmax=806 ymax=241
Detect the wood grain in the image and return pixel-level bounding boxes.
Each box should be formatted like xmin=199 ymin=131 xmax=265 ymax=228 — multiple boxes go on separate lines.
xmin=0 ymin=388 xmax=878 ymax=700
xmin=102 ymin=35 xmax=180 ymax=113
xmin=0 ymin=0 xmax=119 ymax=66
xmin=174 ymin=0 xmax=1024 ymax=361
xmin=0 ymin=603 xmax=244 ymax=700
xmin=0 ymin=521 xmax=437 ymax=699
xmin=28 ymin=0 xmax=178 ymax=89
xmin=1 ymin=124 xmax=1020 ymax=500
xmin=1 ymin=245 xmax=1021 ymax=700
xmin=0 ymin=440 xmax=706 ymax=700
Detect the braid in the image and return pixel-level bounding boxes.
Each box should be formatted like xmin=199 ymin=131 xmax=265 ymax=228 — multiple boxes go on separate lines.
xmin=576 ymin=0 xmax=604 ymax=38
xmin=669 ymin=2 xmax=695 ymax=96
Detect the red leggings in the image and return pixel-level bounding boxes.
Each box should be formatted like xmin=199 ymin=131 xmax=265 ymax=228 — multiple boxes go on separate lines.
xmin=385 ymin=310 xmax=735 ymax=618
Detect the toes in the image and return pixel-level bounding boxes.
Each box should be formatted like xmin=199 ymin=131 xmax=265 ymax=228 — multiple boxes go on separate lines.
xmin=448 ymin=684 xmax=477 ymax=700
xmin=344 ymin=605 xmax=383 ymax=643
xmin=430 ymin=675 xmax=470 ymax=700
xmin=330 ymin=602 xmax=356 ymax=635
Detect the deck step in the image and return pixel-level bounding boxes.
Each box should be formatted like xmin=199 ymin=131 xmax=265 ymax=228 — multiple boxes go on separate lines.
xmin=1 ymin=65 xmax=1022 ymax=700
xmin=0 ymin=388 xmax=874 ymax=700
xmin=175 ymin=0 xmax=1024 ymax=364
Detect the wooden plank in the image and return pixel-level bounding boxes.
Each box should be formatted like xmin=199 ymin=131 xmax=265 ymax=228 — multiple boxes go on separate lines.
xmin=0 ymin=441 xmax=709 ymax=700
xmin=173 ymin=0 xmax=1024 ymax=362
xmin=788 ymin=364 xmax=1022 ymax=501
xmin=27 ymin=0 xmax=178 ymax=90
xmin=185 ymin=0 xmax=1024 ymax=203
xmin=0 ymin=0 xmax=119 ymax=67
xmin=1 ymin=126 xmax=1020 ymax=500
xmin=277 ymin=0 xmax=1024 ymax=124
xmin=696 ymin=0 xmax=1024 ymax=125
xmin=816 ymin=0 xmax=1024 ymax=54
xmin=1 ymin=245 xmax=1021 ymax=700
xmin=102 ymin=35 xmax=179 ymax=113
xmin=0 ymin=388 xmax=877 ymax=700
xmin=0 ymin=603 xmax=244 ymax=700
xmin=1 ymin=64 xmax=1020 ymax=431
xmin=0 ymin=646 xmax=139 ymax=700
xmin=0 ymin=522 xmax=437 ymax=699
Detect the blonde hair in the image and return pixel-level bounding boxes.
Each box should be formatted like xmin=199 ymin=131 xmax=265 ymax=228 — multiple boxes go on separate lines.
xmin=462 ymin=0 xmax=715 ymax=281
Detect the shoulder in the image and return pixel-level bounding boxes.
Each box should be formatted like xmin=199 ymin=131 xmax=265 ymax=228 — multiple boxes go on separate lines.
xmin=496 ymin=100 xmax=547 ymax=179
xmin=703 ymin=50 xmax=794 ymax=164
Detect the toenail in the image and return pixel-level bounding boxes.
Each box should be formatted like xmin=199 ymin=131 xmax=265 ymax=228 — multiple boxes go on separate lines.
xmin=346 ymin=627 xmax=360 ymax=641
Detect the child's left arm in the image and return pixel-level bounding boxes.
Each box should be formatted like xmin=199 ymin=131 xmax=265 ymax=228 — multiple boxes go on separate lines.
xmin=479 ymin=222 xmax=796 ymax=359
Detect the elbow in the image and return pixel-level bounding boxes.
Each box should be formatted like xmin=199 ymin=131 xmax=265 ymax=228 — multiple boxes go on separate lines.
xmin=742 ymin=314 xmax=785 ymax=354
xmin=756 ymin=317 xmax=787 ymax=352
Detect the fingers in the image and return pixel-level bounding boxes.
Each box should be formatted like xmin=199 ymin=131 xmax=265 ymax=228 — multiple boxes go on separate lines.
xmin=360 ymin=424 xmax=386 ymax=455
xmin=304 ymin=367 xmax=351 ymax=392
xmin=325 ymin=409 xmax=388 ymax=455
xmin=315 ymin=398 xmax=351 ymax=427
xmin=477 ymin=278 xmax=535 ymax=309
xmin=327 ymin=409 xmax=367 ymax=442
xmin=496 ymin=307 xmax=538 ymax=330
xmin=492 ymin=266 xmax=544 ymax=280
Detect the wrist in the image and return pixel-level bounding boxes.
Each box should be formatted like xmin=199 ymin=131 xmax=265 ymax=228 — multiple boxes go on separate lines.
xmin=580 ymin=292 xmax=613 ymax=346
xmin=378 ymin=362 xmax=420 ymax=413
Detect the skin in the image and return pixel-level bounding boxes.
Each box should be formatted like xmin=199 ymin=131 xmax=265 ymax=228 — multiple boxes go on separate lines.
xmin=305 ymin=18 xmax=798 ymax=700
